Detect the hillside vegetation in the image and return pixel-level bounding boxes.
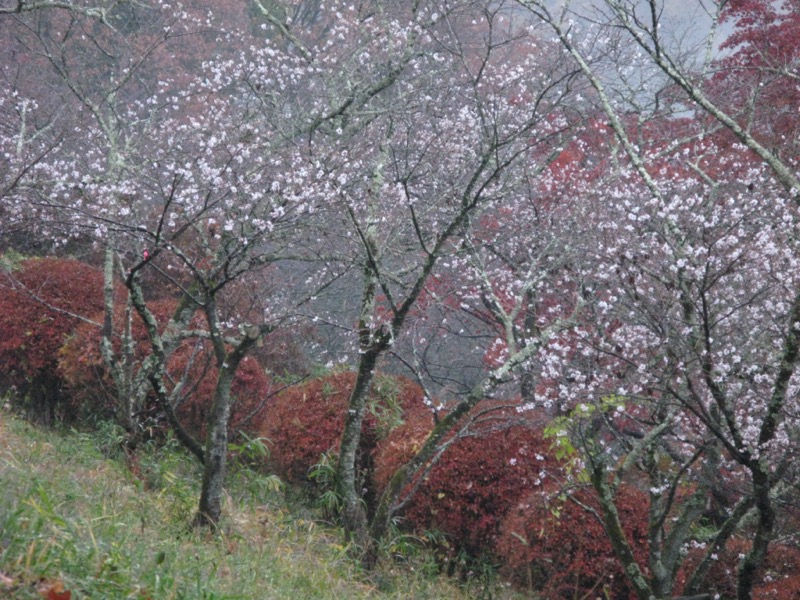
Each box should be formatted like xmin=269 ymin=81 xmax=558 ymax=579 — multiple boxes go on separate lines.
xmin=3 ymin=1 xmax=800 ymax=598
xmin=0 ymin=410 xmax=513 ymax=600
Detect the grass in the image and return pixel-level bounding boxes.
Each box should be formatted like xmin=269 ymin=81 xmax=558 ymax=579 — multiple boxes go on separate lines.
xmin=0 ymin=410 xmax=518 ymax=600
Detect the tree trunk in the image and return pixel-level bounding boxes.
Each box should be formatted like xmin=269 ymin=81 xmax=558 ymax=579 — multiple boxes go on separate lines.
xmin=369 ymin=333 xmax=555 ymax=557
xmin=684 ymin=495 xmax=753 ymax=596
xmin=736 ymin=465 xmax=774 ymax=600
xmin=337 ymin=348 xmax=379 ymax=552
xmin=196 ymin=363 xmax=236 ymax=528
xmin=195 ymin=325 xmax=261 ymax=528
xmin=368 ymin=382 xmax=490 ymax=552
xmin=590 ymin=463 xmax=656 ymax=600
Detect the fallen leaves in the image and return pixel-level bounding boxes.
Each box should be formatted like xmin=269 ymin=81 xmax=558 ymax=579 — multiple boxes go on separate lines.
xmin=0 ymin=573 xmax=72 ymax=599
xmin=36 ymin=578 xmax=72 ymax=600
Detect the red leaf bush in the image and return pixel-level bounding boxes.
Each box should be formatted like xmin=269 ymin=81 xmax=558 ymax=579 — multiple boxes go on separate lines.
xmin=752 ymin=542 xmax=800 ymax=599
xmin=496 ymin=483 xmax=649 ymax=599
xmin=0 ymin=257 xmax=105 ymax=422
xmin=677 ymin=537 xmax=800 ymax=600
xmin=257 ymin=371 xmax=430 ymax=489
xmin=59 ymin=296 xmax=271 ymax=439
xmin=393 ymin=406 xmax=559 ymax=559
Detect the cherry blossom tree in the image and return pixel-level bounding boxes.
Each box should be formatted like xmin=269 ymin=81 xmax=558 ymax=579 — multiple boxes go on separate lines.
xmin=297 ymin=1 xmax=601 ymax=564
xmin=0 ymin=0 xmax=410 ymax=526
xmin=1 ymin=0 xmax=587 ymax=538
xmin=512 ymin=1 xmax=800 ymax=598
xmin=6 ymin=4 xmax=798 ymax=593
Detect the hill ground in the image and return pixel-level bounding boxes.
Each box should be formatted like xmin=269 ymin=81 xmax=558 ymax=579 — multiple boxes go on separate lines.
xmin=0 ymin=410 xmax=522 ymax=600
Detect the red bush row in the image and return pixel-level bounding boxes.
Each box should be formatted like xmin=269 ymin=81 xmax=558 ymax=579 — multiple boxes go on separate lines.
xmin=260 ymin=379 xmax=800 ymax=599
xmin=6 ymin=257 xmax=800 ymax=598
xmin=1 ymin=257 xmax=271 ymax=440
xmin=259 ymin=380 xmax=650 ymax=595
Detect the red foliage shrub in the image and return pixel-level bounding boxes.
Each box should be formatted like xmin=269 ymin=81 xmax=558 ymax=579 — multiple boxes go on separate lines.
xmin=58 ymin=298 xmax=176 ymax=421
xmin=765 ymin=504 xmax=800 ymax=594
xmin=496 ymin=484 xmax=649 ymax=599
xmin=396 ymin=406 xmax=559 ymax=558
xmin=754 ymin=543 xmax=800 ymax=599
xmin=257 ymin=371 xmax=430 ymax=487
xmin=173 ymin=349 xmax=272 ymax=442
xmin=677 ymin=537 xmax=800 ymax=600
xmin=59 ymin=296 xmax=272 ymax=438
xmin=0 ymin=257 xmax=105 ymax=422
xmin=372 ymin=403 xmax=436 ymax=494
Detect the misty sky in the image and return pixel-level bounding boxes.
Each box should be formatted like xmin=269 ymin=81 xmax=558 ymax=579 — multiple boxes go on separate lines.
xmin=538 ymin=0 xmax=732 ymax=52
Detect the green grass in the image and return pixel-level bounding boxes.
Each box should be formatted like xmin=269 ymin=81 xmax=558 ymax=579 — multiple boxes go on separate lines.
xmin=0 ymin=411 xmax=517 ymax=600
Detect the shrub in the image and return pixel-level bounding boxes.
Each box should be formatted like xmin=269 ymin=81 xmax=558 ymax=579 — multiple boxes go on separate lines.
xmin=371 ymin=402 xmax=436 ymax=494
xmin=59 ymin=297 xmax=272 ymax=439
xmin=58 ymin=297 xmax=176 ymax=423
xmin=396 ymin=406 xmax=558 ymax=560
xmin=496 ymin=483 xmax=649 ymax=599
xmin=257 ymin=371 xmax=430 ymax=494
xmin=753 ymin=543 xmax=800 ymax=599
xmin=677 ymin=537 xmax=800 ymax=599
xmin=0 ymin=256 xmax=105 ymax=423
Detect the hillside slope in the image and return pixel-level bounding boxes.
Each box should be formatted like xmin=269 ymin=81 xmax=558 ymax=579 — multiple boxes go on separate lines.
xmin=0 ymin=411 xmax=498 ymax=600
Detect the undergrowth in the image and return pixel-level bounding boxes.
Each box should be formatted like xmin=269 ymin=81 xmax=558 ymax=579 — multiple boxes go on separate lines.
xmin=0 ymin=410 xmax=522 ymax=599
